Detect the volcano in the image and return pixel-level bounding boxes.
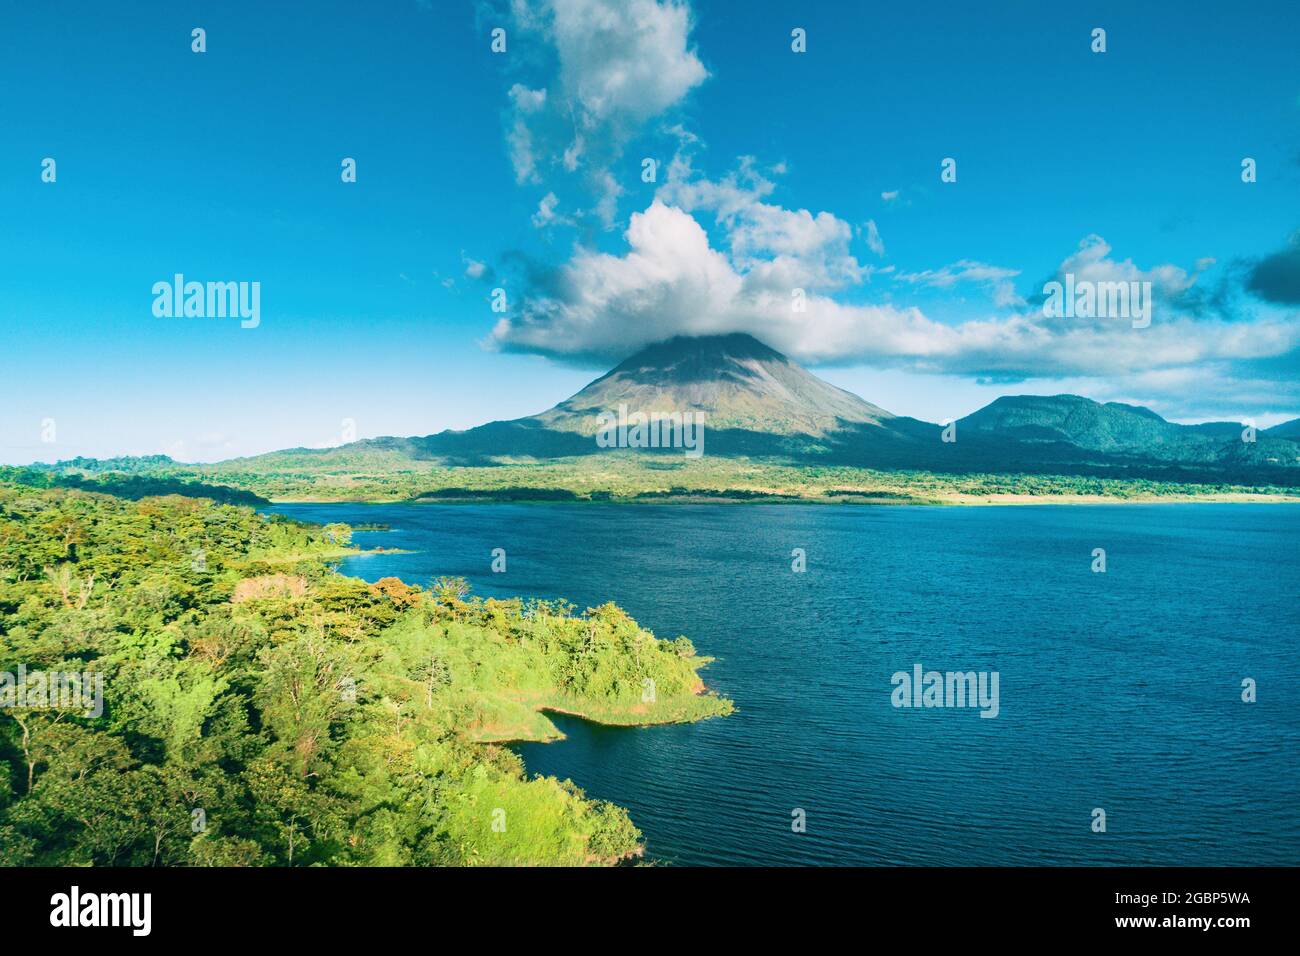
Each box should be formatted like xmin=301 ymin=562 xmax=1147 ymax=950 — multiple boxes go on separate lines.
xmin=388 ymin=333 xmax=937 ymax=464
xmin=224 ymin=332 xmax=1299 ymax=480
xmin=531 ymin=333 xmax=895 ymax=436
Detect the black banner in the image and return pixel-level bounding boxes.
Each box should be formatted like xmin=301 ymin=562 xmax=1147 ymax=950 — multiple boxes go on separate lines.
xmin=0 ymin=866 xmax=1281 ymax=941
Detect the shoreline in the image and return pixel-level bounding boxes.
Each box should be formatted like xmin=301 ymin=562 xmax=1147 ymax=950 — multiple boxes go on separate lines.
xmin=267 ymin=492 xmax=1300 ymax=507
xmin=483 ymin=702 xmax=726 ymax=746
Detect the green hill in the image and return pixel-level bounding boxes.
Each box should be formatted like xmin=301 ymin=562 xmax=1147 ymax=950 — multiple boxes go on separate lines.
xmin=955 ymin=394 xmax=1300 ymax=473
xmin=1268 ymin=418 xmax=1300 ymax=440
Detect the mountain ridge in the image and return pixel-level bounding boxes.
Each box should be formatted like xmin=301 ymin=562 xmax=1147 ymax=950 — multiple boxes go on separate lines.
xmin=22 ymin=333 xmax=1300 ymax=482
xmin=372 ymin=334 xmax=1300 ymax=477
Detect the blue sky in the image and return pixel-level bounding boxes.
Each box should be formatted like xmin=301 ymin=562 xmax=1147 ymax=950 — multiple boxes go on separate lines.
xmin=2 ymin=0 xmax=1298 ymax=463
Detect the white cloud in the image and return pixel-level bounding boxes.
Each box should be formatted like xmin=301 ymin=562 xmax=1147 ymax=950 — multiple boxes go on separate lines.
xmin=550 ymin=0 xmax=706 ymax=126
xmin=894 ymin=259 xmax=1024 ymax=308
xmin=862 ymin=219 xmax=885 ymax=257
xmin=503 ymin=0 xmax=707 ymax=223
xmin=593 ymin=168 xmax=623 ymax=227
xmin=1050 ymin=233 xmax=1206 ymax=300
xmin=531 ymin=191 xmax=572 ymax=228
xmin=657 ymin=157 xmax=867 ymax=290
xmin=506 ymin=84 xmax=548 ymax=183
xmin=490 ymin=200 xmax=947 ymax=364
xmin=488 ymin=201 xmax=1300 ymax=398
xmin=895 ymin=260 xmax=1018 ymax=289
xmin=484 ymin=8 xmax=1299 ymax=412
xmin=508 ymin=83 xmax=547 ymax=113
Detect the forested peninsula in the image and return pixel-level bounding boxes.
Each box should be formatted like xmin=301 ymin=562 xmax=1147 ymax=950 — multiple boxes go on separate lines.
xmin=0 ymin=479 xmax=730 ymax=866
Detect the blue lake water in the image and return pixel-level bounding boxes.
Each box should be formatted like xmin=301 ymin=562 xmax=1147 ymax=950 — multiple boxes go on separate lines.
xmin=272 ymin=502 xmax=1300 ymax=866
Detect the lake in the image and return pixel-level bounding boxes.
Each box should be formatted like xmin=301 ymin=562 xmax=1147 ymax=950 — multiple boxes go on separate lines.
xmin=272 ymin=502 xmax=1300 ymax=866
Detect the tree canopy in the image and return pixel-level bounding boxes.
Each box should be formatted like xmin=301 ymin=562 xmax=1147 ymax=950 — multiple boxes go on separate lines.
xmin=0 ymin=481 xmax=729 ymax=866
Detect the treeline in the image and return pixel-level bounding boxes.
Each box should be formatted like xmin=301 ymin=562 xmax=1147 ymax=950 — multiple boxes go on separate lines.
xmin=12 ymin=453 xmax=1300 ymax=506
xmin=174 ymin=456 xmax=1300 ymax=504
xmin=0 ymin=465 xmax=267 ymax=507
xmin=0 ymin=481 xmax=728 ymax=866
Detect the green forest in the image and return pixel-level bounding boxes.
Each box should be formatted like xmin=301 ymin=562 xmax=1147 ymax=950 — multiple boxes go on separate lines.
xmin=12 ymin=456 xmax=1300 ymax=506
xmin=0 ymin=479 xmax=731 ymax=866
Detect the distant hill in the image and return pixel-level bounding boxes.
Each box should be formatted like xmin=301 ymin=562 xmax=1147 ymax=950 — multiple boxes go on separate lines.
xmin=1268 ymin=418 xmax=1300 ymax=441
xmin=955 ymin=395 xmax=1299 ymax=469
xmin=28 ymin=334 xmax=1300 ymax=484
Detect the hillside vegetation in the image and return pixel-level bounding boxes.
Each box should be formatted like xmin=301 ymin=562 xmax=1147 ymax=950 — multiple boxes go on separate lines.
xmin=37 ymin=456 xmax=1297 ymax=505
xmin=0 ymin=480 xmax=729 ymax=866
